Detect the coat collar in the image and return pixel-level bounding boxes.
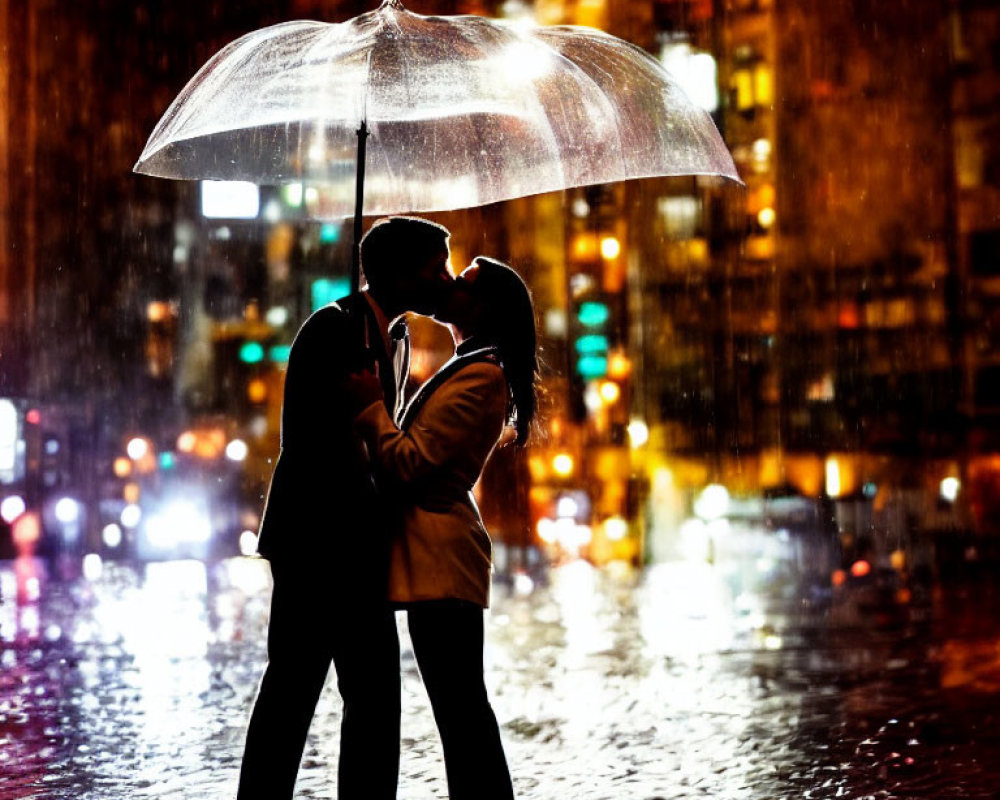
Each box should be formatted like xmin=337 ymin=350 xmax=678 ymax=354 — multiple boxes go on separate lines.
xmin=398 ymin=345 xmax=502 ymax=432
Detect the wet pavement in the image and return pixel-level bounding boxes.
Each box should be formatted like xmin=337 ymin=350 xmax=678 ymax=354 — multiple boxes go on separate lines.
xmin=3 ymin=550 xmax=1000 ymax=799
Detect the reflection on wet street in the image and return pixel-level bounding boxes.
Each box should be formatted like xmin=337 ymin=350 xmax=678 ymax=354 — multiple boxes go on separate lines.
xmin=3 ymin=550 xmax=1000 ymax=799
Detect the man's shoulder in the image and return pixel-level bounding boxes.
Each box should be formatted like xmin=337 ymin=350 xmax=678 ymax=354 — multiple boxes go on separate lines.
xmin=297 ymin=300 xmax=355 ymax=336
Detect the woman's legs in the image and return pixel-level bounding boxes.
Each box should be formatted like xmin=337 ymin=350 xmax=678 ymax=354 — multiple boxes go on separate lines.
xmin=407 ymin=600 xmax=514 ymax=800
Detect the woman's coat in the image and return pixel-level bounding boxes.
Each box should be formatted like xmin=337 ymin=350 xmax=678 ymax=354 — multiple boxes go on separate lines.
xmin=355 ymin=349 xmax=508 ymax=607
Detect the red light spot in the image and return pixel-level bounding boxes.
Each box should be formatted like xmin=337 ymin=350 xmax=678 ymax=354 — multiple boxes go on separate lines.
xmin=851 ymin=559 xmax=872 ymax=578
xmin=12 ymin=511 xmax=40 ymax=546
xmin=838 ymin=303 xmax=859 ymax=329
xmin=831 ymin=569 xmax=847 ymax=587
xmin=26 ymin=409 xmax=41 ymax=425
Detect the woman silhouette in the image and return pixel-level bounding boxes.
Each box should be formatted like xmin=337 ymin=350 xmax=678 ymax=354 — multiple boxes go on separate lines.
xmin=349 ymin=256 xmax=538 ymax=800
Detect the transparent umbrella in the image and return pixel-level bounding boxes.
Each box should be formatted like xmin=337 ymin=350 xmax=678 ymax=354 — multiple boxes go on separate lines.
xmin=134 ymin=0 xmax=740 ymax=287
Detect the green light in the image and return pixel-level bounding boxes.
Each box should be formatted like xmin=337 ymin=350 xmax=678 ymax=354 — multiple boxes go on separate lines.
xmin=269 ymin=344 xmax=291 ymax=363
xmin=319 ymin=223 xmax=340 ymax=244
xmin=578 ymin=301 xmax=610 ymax=327
xmin=281 ymin=183 xmax=304 ymax=208
xmin=575 ymin=334 xmax=609 ymax=355
xmin=577 ymin=354 xmax=608 ymax=379
xmin=158 ymin=452 xmax=176 ymax=470
xmin=311 ymin=277 xmax=351 ymax=311
xmin=239 ymin=341 xmax=265 ymax=364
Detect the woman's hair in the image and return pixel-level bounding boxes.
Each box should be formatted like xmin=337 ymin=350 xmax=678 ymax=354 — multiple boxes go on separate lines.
xmin=471 ymin=257 xmax=538 ymax=446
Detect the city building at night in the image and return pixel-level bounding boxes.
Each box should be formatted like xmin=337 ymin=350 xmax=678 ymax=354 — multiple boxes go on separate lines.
xmin=1 ymin=0 xmax=999 ymax=570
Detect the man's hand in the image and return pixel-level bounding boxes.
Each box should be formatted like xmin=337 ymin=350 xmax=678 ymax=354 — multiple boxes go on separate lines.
xmin=345 ymin=365 xmax=384 ymax=414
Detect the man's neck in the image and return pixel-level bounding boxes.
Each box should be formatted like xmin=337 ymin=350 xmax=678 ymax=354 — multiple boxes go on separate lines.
xmin=365 ymin=288 xmax=403 ymax=325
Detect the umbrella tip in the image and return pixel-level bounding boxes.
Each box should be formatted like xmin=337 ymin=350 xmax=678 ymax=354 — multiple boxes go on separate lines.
xmin=380 ymin=0 xmax=405 ymax=9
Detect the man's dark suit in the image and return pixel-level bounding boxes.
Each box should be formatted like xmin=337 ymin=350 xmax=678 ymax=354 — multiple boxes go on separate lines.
xmin=237 ymin=293 xmax=408 ymax=800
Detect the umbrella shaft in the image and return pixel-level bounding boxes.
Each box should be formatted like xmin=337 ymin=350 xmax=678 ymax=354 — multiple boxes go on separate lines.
xmin=351 ymin=119 xmax=369 ymax=293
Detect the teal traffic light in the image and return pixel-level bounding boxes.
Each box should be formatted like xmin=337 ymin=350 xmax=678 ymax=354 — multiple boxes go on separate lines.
xmin=238 ymin=341 xmax=265 ymax=364
xmin=574 ymin=300 xmax=610 ymax=379
xmin=311 ymin=277 xmax=351 ymax=312
xmin=578 ymin=301 xmax=610 ymax=326
xmin=268 ymin=344 xmax=291 ymax=364
xmin=319 ymin=223 xmax=341 ymax=244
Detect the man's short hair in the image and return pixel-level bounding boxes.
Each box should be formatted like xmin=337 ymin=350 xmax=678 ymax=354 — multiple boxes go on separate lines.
xmin=361 ymin=217 xmax=450 ymax=289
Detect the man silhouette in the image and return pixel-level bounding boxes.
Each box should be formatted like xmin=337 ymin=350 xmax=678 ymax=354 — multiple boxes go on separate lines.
xmin=237 ymin=217 xmax=453 ymax=800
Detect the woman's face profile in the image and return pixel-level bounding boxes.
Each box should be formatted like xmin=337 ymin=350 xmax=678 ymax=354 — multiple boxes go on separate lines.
xmin=439 ymin=262 xmax=483 ymax=333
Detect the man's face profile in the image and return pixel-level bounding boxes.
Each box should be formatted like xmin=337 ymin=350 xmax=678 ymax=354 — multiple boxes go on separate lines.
xmin=405 ymin=245 xmax=453 ymax=317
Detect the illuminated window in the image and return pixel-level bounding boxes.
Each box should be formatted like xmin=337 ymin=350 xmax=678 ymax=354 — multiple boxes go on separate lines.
xmin=733 ymin=69 xmax=754 ymax=110
xmin=658 ymin=196 xmax=700 ymax=239
xmin=201 ymin=181 xmax=259 ymax=219
xmin=754 ymin=64 xmax=773 ymax=105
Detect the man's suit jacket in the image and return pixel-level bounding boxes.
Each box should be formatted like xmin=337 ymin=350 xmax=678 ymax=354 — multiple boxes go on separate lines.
xmin=355 ymin=346 xmax=507 ymax=607
xmin=257 ymin=293 xmax=408 ymax=597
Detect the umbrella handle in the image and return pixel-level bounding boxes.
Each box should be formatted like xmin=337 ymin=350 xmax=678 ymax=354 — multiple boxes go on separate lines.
xmin=351 ymin=119 xmax=370 ymax=294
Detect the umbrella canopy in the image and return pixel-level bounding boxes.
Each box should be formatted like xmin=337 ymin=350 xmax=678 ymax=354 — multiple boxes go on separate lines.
xmin=134 ymin=0 xmax=740 ymax=219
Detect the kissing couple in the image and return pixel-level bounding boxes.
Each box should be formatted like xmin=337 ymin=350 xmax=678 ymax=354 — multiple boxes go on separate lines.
xmin=237 ymin=216 xmax=537 ymax=800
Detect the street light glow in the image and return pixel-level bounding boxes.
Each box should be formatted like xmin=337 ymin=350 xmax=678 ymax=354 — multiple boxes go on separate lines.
xmin=121 ymin=504 xmax=142 ymax=528
xmin=201 ymin=180 xmax=259 ymax=219
xmin=940 ymin=476 xmax=960 ymax=503
xmin=102 ymin=523 xmax=123 ymax=548
xmin=694 ymin=484 xmax=730 ymax=521
xmin=627 ymin=419 xmax=649 ymax=448
xmin=126 ymin=437 xmax=149 ymax=460
xmin=1 ymin=495 xmax=26 ymax=523
xmin=556 ymin=496 xmax=579 ymax=518
xmin=54 ymin=497 xmax=80 ymax=525
xmin=239 ymin=530 xmax=259 ymax=557
xmin=552 ymin=453 xmax=574 ymax=477
xmin=825 ymin=457 xmax=842 ymax=498
xmin=226 ymin=439 xmax=249 ymax=462
xmin=598 ymin=380 xmax=621 ymax=404
xmin=604 ymin=516 xmax=628 ymax=541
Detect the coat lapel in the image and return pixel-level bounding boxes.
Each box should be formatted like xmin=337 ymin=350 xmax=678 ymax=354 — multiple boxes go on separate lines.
xmin=398 ymin=346 xmax=501 ymax=432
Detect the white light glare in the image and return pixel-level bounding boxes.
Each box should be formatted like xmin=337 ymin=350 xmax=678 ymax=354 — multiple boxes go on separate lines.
xmin=556 ymin=496 xmax=579 ymax=518
xmin=537 ymin=517 xmax=556 ymax=544
xmin=494 ymin=41 xmax=555 ymax=84
xmin=600 ymin=237 xmax=621 ymax=260
xmin=54 ymin=497 xmax=80 ymax=525
xmin=693 ymin=484 xmax=730 ymax=521
xmin=120 ymin=504 xmax=142 ymax=528
xmin=263 ymin=199 xmax=281 ymax=223
xmin=201 ymin=180 xmax=260 ymax=219
xmin=147 ymin=501 xmax=212 ymax=548
xmin=82 ymin=553 xmax=103 ymax=582
xmin=102 ymin=523 xmax=123 ymax=548
xmin=126 ymin=437 xmax=149 ymax=460
xmin=627 ymin=419 xmax=649 ymax=448
xmin=660 ymin=42 xmax=719 ymax=113
xmin=604 ymin=517 xmax=628 ymax=541
xmin=0 ymin=399 xmax=18 ymax=472
xmin=825 ymin=457 xmax=842 ymax=498
xmin=940 ymin=476 xmax=960 ymax=503
xmin=239 ymin=530 xmax=259 ymax=557
xmin=513 ymin=572 xmax=535 ymax=596
xmin=1 ymin=495 xmax=26 ymax=523
xmin=226 ymin=439 xmax=249 ymax=462
xmin=265 ymin=306 xmax=289 ymax=327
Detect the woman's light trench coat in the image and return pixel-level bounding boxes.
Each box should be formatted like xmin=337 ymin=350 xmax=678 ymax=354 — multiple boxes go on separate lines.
xmin=355 ymin=350 xmax=507 ymax=607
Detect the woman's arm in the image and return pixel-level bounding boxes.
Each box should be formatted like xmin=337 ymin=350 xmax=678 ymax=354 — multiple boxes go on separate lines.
xmin=355 ymin=363 xmax=506 ymax=484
